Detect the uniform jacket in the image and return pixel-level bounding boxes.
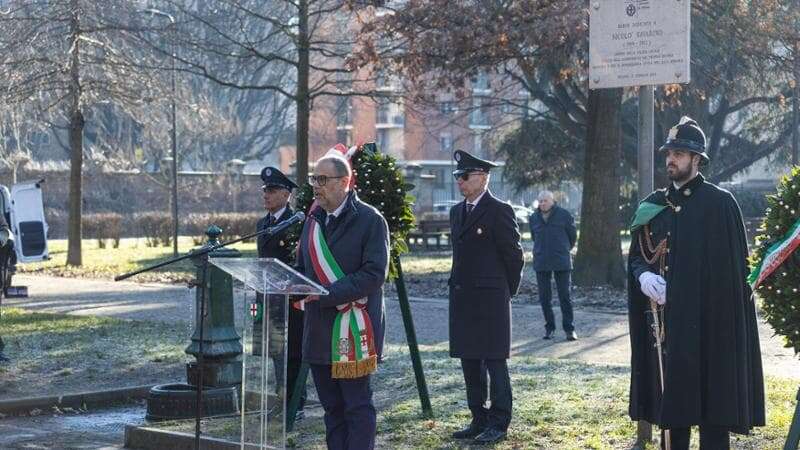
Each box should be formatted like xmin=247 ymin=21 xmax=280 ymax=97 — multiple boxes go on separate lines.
xmin=256 ymin=205 xmax=304 ymax=360
xmin=627 ymin=174 xmax=765 ymax=433
xmin=529 ymin=204 xmax=577 ymax=272
xmin=296 ymin=192 xmax=390 ymax=365
xmin=448 ymin=191 xmax=524 ymax=359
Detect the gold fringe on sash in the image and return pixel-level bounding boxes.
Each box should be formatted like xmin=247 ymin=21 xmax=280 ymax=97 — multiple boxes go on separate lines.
xmin=331 ymin=355 xmax=377 ymax=379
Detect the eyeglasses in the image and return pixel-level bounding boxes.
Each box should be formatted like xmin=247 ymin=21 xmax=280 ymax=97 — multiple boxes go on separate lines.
xmin=453 ymin=171 xmax=485 ymax=181
xmin=308 ymin=174 xmax=345 ymax=187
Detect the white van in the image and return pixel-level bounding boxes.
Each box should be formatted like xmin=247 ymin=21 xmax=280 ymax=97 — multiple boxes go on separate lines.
xmin=0 ymin=179 xmax=49 ymax=296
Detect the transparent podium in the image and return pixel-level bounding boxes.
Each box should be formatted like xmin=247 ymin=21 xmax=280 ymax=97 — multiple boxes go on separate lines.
xmin=209 ymin=257 xmax=327 ymax=450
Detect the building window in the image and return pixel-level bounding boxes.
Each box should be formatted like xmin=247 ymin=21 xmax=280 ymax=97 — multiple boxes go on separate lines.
xmin=470 ymin=71 xmax=490 ymax=92
xmin=377 ymin=100 xmax=404 ymax=126
xmin=336 ymin=129 xmax=352 ymax=146
xmin=473 ymin=132 xmax=482 ymax=155
xmin=439 ymin=133 xmax=453 ymax=153
xmin=470 ymin=98 xmax=489 ymax=127
xmin=439 ymin=101 xmax=456 ymax=115
xmin=336 ymin=97 xmax=352 ymax=127
xmin=376 ymin=128 xmax=390 ymax=151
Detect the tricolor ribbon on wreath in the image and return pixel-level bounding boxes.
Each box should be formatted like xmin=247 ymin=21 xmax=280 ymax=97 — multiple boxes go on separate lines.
xmin=748 ymin=217 xmax=800 ymax=290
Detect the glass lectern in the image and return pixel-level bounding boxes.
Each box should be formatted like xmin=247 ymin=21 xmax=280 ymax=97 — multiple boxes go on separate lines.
xmin=209 ymin=257 xmax=327 ymax=450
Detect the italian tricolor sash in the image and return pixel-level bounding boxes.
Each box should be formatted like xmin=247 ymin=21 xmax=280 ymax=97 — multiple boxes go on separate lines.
xmin=748 ymin=217 xmax=800 ymax=290
xmin=307 ymin=218 xmax=377 ymax=379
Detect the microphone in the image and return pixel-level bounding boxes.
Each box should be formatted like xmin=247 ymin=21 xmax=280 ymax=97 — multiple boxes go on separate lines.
xmin=265 ymin=211 xmax=306 ymax=236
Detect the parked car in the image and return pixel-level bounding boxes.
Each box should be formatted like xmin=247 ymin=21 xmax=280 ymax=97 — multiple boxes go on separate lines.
xmin=511 ymin=203 xmax=533 ymax=226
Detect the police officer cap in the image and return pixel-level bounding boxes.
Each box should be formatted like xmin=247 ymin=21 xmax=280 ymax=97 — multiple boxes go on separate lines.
xmin=260 ymin=166 xmax=298 ymax=191
xmin=659 ymin=116 xmax=709 ymax=163
xmin=452 ymin=150 xmax=498 ymax=177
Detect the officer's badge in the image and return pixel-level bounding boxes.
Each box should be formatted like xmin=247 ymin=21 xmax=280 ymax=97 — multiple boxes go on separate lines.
xmin=279 ymin=240 xmax=285 ymax=247
xmin=668 ymin=126 xmax=679 ymax=140
xmin=683 ymin=188 xmax=691 ymax=196
xmin=477 ymin=227 xmax=483 ymax=235
xmin=264 ymin=168 xmax=272 ymax=177
xmin=455 ymin=152 xmax=461 ymax=161
xmin=338 ymin=338 xmax=351 ymax=355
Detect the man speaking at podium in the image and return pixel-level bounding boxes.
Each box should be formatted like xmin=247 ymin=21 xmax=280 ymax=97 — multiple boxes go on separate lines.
xmin=296 ymin=151 xmax=390 ymax=450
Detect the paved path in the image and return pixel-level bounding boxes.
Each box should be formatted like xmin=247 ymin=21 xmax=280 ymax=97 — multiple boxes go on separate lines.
xmin=9 ymin=274 xmax=799 ymax=378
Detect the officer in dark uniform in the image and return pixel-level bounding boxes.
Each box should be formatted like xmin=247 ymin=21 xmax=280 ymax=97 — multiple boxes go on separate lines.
xmin=254 ymin=166 xmax=305 ymax=420
xmin=627 ymin=117 xmax=764 ymax=449
xmin=448 ymin=150 xmax=524 ymax=444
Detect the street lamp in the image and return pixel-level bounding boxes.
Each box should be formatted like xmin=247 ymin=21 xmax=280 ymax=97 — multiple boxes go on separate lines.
xmin=227 ymin=159 xmax=247 ymax=213
xmin=143 ymin=8 xmax=178 ymax=256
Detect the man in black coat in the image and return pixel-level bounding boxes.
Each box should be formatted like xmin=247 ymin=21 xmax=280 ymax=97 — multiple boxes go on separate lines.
xmin=627 ymin=117 xmax=765 ymax=449
xmin=296 ymin=153 xmax=389 ymax=450
xmin=254 ymin=166 xmax=305 ymax=420
xmin=448 ymin=150 xmax=524 ymax=445
xmin=528 ymin=190 xmax=578 ymax=341
xmin=0 ymin=213 xmax=12 ymax=363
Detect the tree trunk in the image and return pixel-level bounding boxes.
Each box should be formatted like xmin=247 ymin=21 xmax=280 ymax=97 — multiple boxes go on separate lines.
xmin=66 ymin=0 xmax=83 ymax=266
xmin=295 ymin=0 xmax=310 ymax=184
xmin=573 ymin=88 xmax=625 ymax=288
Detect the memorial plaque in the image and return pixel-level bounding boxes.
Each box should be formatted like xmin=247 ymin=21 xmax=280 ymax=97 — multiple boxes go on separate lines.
xmin=589 ymin=0 xmax=690 ymax=89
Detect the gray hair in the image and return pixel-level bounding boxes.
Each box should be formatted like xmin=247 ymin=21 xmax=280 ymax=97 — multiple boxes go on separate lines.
xmin=538 ymin=190 xmax=554 ymax=201
xmin=316 ymin=155 xmax=352 ymax=178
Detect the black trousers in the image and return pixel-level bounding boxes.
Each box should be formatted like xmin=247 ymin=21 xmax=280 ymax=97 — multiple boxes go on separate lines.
xmin=310 ymin=364 xmax=376 ymax=450
xmin=662 ymin=426 xmax=729 ymax=450
xmin=286 ymin=358 xmax=306 ymax=411
xmin=536 ymin=270 xmax=574 ymax=332
xmin=461 ymin=359 xmax=512 ymax=431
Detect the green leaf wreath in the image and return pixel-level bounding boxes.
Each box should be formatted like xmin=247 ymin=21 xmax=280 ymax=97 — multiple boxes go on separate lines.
xmin=749 ymin=166 xmax=800 ymax=355
xmin=293 ymin=142 xmax=416 ymax=279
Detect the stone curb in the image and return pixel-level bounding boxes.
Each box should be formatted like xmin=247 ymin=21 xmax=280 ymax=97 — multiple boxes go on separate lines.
xmin=0 ymin=384 xmax=154 ymax=415
xmin=124 ymin=425 xmax=260 ymax=450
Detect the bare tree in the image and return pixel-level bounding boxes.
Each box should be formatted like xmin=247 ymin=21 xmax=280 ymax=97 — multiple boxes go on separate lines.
xmin=0 ymin=0 xmax=169 ymax=265
xmin=151 ymin=0 xmax=396 ymax=184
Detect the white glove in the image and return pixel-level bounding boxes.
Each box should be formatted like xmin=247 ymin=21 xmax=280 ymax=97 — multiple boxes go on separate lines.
xmin=0 ymin=229 xmax=9 ymax=247
xmin=639 ymin=271 xmax=667 ymax=305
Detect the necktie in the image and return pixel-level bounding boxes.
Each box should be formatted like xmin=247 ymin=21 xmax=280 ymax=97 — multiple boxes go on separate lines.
xmin=326 ymin=214 xmax=335 ymax=227
xmin=268 ymin=215 xmax=276 ymax=227
xmin=466 ymin=203 xmax=474 ymax=215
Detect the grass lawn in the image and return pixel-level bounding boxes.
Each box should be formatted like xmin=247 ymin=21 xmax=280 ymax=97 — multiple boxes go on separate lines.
xmin=158 ymin=343 xmax=797 ymax=449
xmin=17 ymin=238 xmax=258 ymax=283
xmin=18 ymin=235 xmax=635 ymax=285
xmin=1 ymin=309 xmax=794 ymax=448
xmin=0 ymin=308 xmax=190 ymax=399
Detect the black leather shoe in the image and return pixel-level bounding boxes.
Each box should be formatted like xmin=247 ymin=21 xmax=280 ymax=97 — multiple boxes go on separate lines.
xmin=474 ymin=428 xmax=506 ymax=444
xmin=543 ymin=329 xmax=554 ymax=340
xmin=452 ymin=424 xmax=484 ymax=439
xmin=566 ymin=331 xmax=578 ymax=341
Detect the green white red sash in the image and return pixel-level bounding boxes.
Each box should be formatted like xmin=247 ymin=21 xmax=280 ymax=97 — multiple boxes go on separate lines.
xmin=748 ymin=217 xmax=800 ymax=290
xmin=307 ymin=218 xmax=377 ymax=379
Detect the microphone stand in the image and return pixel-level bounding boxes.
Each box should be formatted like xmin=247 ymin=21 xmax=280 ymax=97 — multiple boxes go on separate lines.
xmin=115 ymin=221 xmax=299 ymax=450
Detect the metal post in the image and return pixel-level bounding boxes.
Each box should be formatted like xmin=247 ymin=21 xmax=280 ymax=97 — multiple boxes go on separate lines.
xmin=170 ymin=29 xmax=178 ymax=257
xmin=793 ymin=39 xmax=799 ymax=167
xmin=393 ymin=254 xmax=433 ymax=418
xmin=638 ymin=86 xmax=655 ymax=200
xmin=784 ymin=385 xmax=800 ymax=450
xmin=635 ymin=84 xmax=655 ymax=448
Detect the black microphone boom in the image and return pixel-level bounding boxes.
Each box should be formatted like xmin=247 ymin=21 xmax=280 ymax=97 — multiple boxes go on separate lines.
xmin=266 ymin=211 xmax=305 ymax=237
xmin=114 ymin=211 xmax=306 ymax=282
